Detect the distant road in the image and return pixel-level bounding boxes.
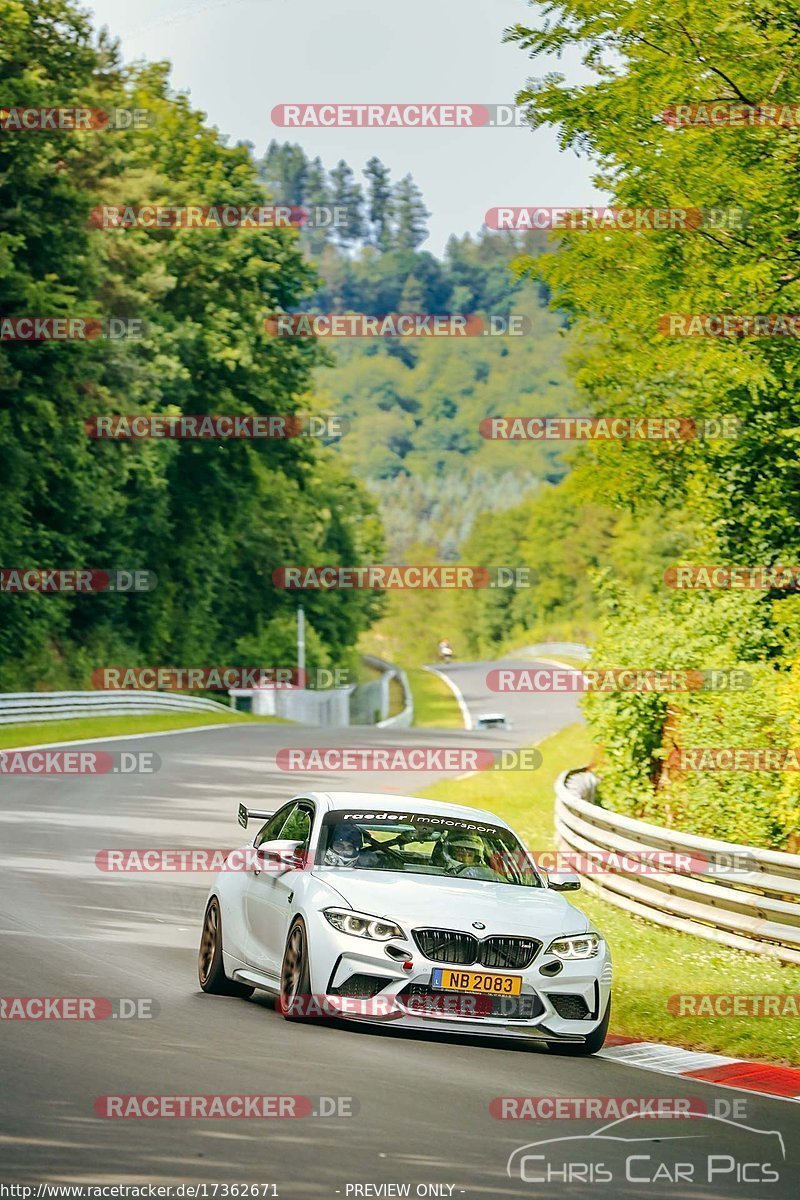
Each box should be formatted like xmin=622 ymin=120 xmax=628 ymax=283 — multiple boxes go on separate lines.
xmin=430 ymin=656 xmax=583 ymax=738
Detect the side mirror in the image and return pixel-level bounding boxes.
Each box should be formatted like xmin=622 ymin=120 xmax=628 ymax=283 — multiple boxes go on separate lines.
xmin=256 ymin=839 xmax=306 ymax=872
xmin=547 ymin=872 xmax=581 ymax=892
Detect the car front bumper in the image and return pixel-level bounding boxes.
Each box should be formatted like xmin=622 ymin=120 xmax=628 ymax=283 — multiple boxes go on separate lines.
xmin=306 ymin=918 xmax=612 ymax=1042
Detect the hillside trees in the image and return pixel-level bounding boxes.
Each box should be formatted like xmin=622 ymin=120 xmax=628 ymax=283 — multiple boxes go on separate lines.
xmin=0 ymin=0 xmax=382 ymax=688
xmin=495 ymin=0 xmax=800 ymax=845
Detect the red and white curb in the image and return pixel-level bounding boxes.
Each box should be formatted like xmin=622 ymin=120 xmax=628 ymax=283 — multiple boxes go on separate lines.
xmin=600 ymin=1035 xmax=800 ymax=1102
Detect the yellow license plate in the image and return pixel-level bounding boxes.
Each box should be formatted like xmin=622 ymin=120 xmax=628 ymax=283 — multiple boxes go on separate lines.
xmin=432 ymin=968 xmax=522 ymax=996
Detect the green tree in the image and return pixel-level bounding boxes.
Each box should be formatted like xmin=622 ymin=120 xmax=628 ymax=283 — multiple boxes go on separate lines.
xmin=503 ymin=0 xmax=800 ymax=844
xmin=363 ymin=156 xmax=394 ymax=249
xmin=0 ymin=0 xmax=384 ymax=688
xmin=330 ymin=159 xmax=365 ymax=248
xmin=257 ymin=140 xmax=308 ymax=205
xmin=392 ymin=173 xmax=430 ymax=250
xmin=303 ymin=155 xmax=333 ymax=255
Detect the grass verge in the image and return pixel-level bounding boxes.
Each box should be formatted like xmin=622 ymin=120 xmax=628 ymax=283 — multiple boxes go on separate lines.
xmin=418 ymin=723 xmax=800 ymax=1066
xmin=408 ymin=668 xmax=464 ymax=728
xmin=0 ymin=709 xmax=281 ymax=749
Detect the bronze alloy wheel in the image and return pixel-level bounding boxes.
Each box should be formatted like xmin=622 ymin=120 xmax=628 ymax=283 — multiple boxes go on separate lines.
xmin=280 ymin=919 xmax=311 ymax=1019
xmin=198 ymin=897 xmax=254 ymax=998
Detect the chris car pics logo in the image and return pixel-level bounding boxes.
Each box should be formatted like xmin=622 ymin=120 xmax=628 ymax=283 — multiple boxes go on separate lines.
xmin=506 ymin=1112 xmax=784 ymax=1185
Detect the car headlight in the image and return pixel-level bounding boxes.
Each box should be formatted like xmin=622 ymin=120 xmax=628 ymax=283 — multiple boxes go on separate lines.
xmin=546 ymin=932 xmax=601 ymax=960
xmin=323 ymin=908 xmax=405 ymax=941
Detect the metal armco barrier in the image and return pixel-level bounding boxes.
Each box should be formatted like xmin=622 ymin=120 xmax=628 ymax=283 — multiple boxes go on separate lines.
xmin=361 ymin=654 xmax=413 ymax=728
xmin=0 ymin=689 xmax=230 ymax=725
xmin=555 ymin=768 xmax=800 ymax=965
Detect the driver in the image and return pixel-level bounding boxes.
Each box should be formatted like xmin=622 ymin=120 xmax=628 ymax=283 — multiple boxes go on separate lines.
xmin=322 ymin=822 xmax=396 ymax=870
xmin=323 ymin=823 xmax=364 ymax=867
xmin=439 ymin=831 xmax=485 ymax=872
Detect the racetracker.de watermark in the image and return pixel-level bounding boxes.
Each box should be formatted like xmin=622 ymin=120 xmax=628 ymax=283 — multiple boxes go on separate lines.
xmin=94 ymin=1094 xmax=357 ymax=1118
xmin=668 ymin=994 xmax=800 ymax=1017
xmin=0 ymin=569 xmax=156 ymax=593
xmin=666 ymin=747 xmax=800 ymax=771
xmin=96 ymin=848 xmax=311 ymax=872
xmin=479 ymin=416 xmax=740 ymax=440
xmin=0 ymin=107 xmax=152 ymax=131
xmin=486 ymin=207 xmax=748 ymax=231
xmin=0 ymin=750 xmax=160 ymax=775
xmin=0 ymin=997 xmax=158 ymax=1019
xmin=90 ymin=667 xmax=349 ymax=690
xmin=662 ymin=102 xmax=800 ymax=127
xmin=530 ymin=849 xmax=711 ymax=874
xmin=282 ymin=993 xmax=539 ymax=1020
xmin=659 ymin=314 xmax=800 ymax=337
xmin=272 ymin=565 xmax=531 ymax=589
xmin=89 ymin=205 xmax=334 ymax=230
xmin=275 ymin=747 xmax=543 ymax=772
xmin=271 ymin=103 xmax=528 ymax=127
xmin=265 ymin=313 xmax=528 ymax=337
xmin=85 ymin=414 xmax=344 ymax=439
xmin=664 ymin=564 xmax=800 ymax=590
xmin=1 ymin=317 xmax=146 ymax=340
xmin=490 ymin=1097 xmax=747 ymax=1119
xmin=486 ymin=667 xmax=752 ymax=693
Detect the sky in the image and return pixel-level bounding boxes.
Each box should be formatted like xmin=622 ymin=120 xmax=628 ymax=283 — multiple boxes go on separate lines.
xmin=84 ymin=0 xmax=603 ymax=257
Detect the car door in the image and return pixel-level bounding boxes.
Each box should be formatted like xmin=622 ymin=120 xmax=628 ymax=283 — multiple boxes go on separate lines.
xmin=244 ymin=800 xmax=314 ymax=975
xmin=241 ymin=803 xmax=294 ymax=972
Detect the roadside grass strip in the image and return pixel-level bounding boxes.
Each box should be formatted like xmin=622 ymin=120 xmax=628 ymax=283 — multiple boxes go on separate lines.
xmin=0 ymin=710 xmax=281 ymax=750
xmin=409 ymin=667 xmax=465 ymax=728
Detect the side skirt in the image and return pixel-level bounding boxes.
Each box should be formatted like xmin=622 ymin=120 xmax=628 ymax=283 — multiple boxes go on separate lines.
xmin=232 ymin=966 xmax=281 ymax=994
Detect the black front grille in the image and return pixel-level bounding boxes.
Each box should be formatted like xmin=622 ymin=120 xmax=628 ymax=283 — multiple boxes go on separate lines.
xmin=412 ymin=929 xmax=477 ymax=964
xmin=412 ymin=928 xmax=540 ymax=968
xmin=329 ymin=974 xmax=391 ymax=999
xmin=548 ymin=993 xmax=591 ymax=1020
xmin=399 ymin=983 xmax=543 ymax=1021
xmin=481 ymin=936 xmax=541 ymax=969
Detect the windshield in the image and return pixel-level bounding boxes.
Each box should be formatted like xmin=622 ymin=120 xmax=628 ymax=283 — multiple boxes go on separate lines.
xmin=316 ymin=808 xmax=542 ymax=887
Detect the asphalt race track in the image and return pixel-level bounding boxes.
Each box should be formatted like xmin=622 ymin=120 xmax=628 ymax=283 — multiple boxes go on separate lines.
xmin=1 ymin=660 xmax=797 ymax=1198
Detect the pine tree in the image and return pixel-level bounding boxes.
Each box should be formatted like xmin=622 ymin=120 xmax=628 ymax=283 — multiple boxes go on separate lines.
xmin=392 ymin=174 xmax=430 ymax=250
xmin=258 ymin=141 xmax=308 ymax=205
xmin=330 ymin=159 xmax=366 ymax=247
xmin=303 ymin=155 xmax=333 ymax=254
xmin=363 ymin=156 xmax=394 ymax=249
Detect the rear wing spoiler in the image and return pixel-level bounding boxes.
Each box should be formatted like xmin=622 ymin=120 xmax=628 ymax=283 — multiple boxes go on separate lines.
xmin=238 ymin=803 xmax=273 ymax=830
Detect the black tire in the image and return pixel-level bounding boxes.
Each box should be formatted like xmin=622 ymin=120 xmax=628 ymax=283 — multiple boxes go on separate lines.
xmin=198 ymin=897 xmax=254 ymax=998
xmin=279 ymin=917 xmax=311 ymax=1020
xmin=546 ymin=998 xmax=611 ymax=1056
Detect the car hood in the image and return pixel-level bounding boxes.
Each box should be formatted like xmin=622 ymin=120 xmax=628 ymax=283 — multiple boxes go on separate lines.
xmin=311 ymin=868 xmax=586 ymax=938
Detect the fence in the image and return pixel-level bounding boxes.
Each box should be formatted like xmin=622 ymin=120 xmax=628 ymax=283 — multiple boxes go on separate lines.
xmin=0 ymin=690 xmax=230 ymax=725
xmin=229 ymin=655 xmax=413 ymax=728
xmin=554 ymin=768 xmax=800 ymax=965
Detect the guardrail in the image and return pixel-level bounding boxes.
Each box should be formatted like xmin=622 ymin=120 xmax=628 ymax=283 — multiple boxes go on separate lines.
xmin=555 ymin=768 xmax=800 ymax=965
xmin=361 ymin=655 xmax=413 ymax=728
xmin=0 ymin=690 xmax=231 ymax=726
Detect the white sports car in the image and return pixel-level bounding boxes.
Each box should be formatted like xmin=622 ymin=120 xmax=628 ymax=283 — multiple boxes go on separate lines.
xmin=198 ymin=791 xmax=612 ymax=1054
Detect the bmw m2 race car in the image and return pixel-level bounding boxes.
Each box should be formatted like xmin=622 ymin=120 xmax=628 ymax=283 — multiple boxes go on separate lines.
xmin=198 ymin=792 xmax=612 ymax=1053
